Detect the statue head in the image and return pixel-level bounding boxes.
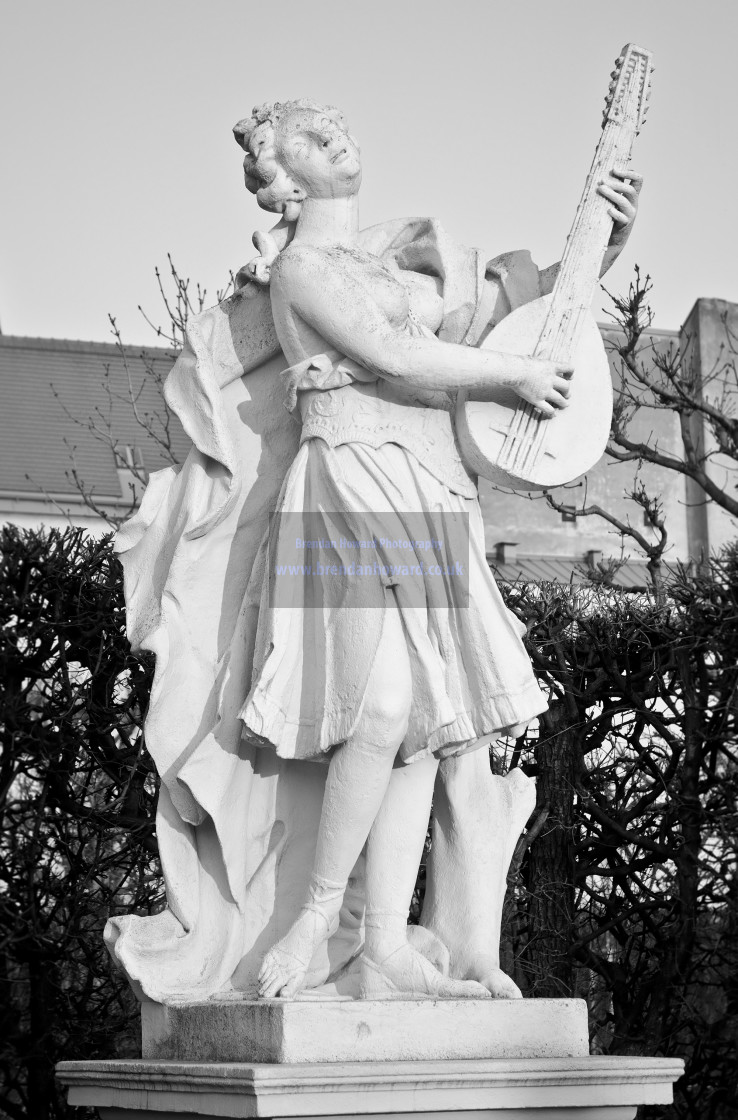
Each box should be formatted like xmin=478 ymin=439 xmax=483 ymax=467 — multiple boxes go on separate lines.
xmin=233 ymin=99 xmax=361 ymax=222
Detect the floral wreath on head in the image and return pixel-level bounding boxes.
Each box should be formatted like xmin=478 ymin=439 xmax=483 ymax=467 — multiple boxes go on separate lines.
xmin=233 ymin=99 xmax=347 ymax=223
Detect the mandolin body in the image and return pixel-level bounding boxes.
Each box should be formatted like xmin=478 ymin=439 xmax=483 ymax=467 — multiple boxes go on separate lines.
xmin=455 ymin=294 xmax=612 ymax=491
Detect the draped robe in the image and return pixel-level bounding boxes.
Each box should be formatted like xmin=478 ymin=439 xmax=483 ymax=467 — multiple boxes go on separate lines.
xmin=105 ymin=218 xmax=539 ymax=1002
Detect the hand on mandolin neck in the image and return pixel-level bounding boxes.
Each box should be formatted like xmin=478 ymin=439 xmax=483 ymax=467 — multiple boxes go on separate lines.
xmin=539 ymin=166 xmax=643 ymax=295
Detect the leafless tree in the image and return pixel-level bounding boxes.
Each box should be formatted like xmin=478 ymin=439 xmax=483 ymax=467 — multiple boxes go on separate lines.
xmin=544 ymin=268 xmax=738 ymax=594
xmin=46 ymin=257 xmax=233 ymax=528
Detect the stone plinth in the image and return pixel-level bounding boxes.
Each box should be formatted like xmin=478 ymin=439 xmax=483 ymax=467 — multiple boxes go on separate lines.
xmin=57 ymin=1055 xmax=684 ymax=1120
xmin=142 ymin=998 xmax=589 ymax=1064
xmin=58 ymin=998 xmax=683 ymax=1119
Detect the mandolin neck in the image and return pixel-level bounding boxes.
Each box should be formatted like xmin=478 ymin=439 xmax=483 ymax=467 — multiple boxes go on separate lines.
xmin=535 ymin=118 xmax=639 ymax=364
xmin=494 ymin=43 xmax=652 ymax=480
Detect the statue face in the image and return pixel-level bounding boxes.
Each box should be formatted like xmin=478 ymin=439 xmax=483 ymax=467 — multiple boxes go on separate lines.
xmin=276 ymin=110 xmax=361 ymax=199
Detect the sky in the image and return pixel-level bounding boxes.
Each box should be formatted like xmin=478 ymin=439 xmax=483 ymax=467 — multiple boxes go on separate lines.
xmin=1 ymin=0 xmax=736 ymax=346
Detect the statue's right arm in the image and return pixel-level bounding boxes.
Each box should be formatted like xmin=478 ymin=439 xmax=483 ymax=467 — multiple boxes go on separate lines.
xmin=273 ymin=246 xmax=572 ymax=418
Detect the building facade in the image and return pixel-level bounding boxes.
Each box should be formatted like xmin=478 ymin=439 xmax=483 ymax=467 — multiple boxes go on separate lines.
xmin=0 ymin=335 xmax=189 ymax=534
xmin=1 ymin=299 xmax=735 ymax=577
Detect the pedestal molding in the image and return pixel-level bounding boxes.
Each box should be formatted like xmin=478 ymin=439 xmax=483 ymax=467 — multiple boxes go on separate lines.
xmin=58 ymin=1055 xmax=684 ymax=1118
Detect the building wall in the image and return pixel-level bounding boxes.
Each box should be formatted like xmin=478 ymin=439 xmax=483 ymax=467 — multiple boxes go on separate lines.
xmin=1 ymin=501 xmax=113 ymax=537
xmin=2 ymin=303 xmax=736 ymax=559
xmin=0 ymin=335 xmax=186 ymax=535
xmin=680 ymin=298 xmax=738 ymax=558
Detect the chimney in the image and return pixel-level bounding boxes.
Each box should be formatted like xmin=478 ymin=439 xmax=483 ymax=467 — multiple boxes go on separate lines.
xmin=586 ymin=549 xmax=603 ymax=570
xmin=495 ymin=541 xmax=519 ymax=565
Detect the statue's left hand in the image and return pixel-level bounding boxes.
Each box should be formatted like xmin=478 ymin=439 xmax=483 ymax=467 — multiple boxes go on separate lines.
xmin=599 ymin=167 xmax=643 ymax=249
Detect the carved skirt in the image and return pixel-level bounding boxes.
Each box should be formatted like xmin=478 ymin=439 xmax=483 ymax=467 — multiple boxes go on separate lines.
xmin=239 ymin=438 xmax=547 ymax=762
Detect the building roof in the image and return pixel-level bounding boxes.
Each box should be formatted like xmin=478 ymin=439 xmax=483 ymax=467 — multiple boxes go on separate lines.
xmin=490 ymin=554 xmax=677 ymax=590
xmin=0 ymin=335 xmax=190 ymax=500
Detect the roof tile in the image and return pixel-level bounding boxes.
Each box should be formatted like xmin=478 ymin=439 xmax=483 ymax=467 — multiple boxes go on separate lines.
xmin=0 ymin=336 xmax=190 ymax=497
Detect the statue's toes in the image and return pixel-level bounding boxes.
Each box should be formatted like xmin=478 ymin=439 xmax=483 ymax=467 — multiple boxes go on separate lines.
xmin=279 ymin=973 xmax=305 ymax=998
xmin=479 ymin=968 xmax=523 ymax=999
xmin=258 ymin=970 xmax=287 ymax=998
xmin=258 ymin=950 xmax=280 ymax=984
xmin=258 ymin=945 xmax=310 ymax=999
xmin=438 ymin=976 xmax=491 ymax=1000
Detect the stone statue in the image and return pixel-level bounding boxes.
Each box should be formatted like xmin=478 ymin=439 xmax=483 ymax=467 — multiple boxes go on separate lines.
xmin=105 ymin=98 xmax=640 ymax=1005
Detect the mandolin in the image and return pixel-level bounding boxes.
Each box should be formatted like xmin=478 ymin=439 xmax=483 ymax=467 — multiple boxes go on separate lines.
xmin=455 ymin=43 xmax=653 ymax=491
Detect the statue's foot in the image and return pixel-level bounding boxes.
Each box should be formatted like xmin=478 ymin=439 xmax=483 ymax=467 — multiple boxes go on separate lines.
xmin=259 ymin=876 xmax=345 ymax=999
xmin=406 ymin=923 xmax=451 ymax=976
xmin=258 ymin=907 xmax=335 ymax=999
xmin=360 ymin=941 xmax=491 ymax=1000
xmin=476 ymin=966 xmax=523 ymax=999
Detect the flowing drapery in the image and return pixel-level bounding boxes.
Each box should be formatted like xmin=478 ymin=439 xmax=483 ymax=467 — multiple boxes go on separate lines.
xmin=105 ymin=220 xmax=540 ymax=1001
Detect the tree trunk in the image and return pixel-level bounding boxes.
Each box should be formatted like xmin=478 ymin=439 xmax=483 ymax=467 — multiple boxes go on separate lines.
xmin=525 ymin=699 xmax=578 ymax=997
xmin=26 ymin=955 xmax=56 ymax=1120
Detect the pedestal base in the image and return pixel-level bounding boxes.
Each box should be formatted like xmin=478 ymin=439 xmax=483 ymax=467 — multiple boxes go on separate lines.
xmin=57 ymin=1055 xmax=683 ymax=1120
xmin=142 ymin=999 xmax=589 ymax=1064
xmin=58 ymin=999 xmax=682 ymax=1118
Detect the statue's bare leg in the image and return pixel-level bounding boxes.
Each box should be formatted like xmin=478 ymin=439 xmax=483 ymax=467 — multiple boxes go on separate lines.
xmin=360 ymin=756 xmax=490 ymax=999
xmin=258 ymin=608 xmax=412 ymax=998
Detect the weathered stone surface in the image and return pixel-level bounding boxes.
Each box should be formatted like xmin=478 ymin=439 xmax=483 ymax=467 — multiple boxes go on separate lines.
xmin=57 ymin=1054 xmax=684 ymax=1119
xmin=107 ymin=79 xmax=646 ymax=1009
xmin=141 ymin=997 xmax=589 ymax=1064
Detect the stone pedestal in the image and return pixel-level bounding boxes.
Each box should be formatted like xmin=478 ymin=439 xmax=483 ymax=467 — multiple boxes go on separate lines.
xmin=141 ymin=998 xmax=589 ymax=1064
xmin=56 ymin=999 xmax=683 ymax=1119
xmin=57 ymin=1055 xmax=683 ymax=1120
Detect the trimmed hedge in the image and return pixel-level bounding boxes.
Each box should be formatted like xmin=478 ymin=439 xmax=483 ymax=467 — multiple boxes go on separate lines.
xmin=1 ymin=526 xmax=736 ymax=1119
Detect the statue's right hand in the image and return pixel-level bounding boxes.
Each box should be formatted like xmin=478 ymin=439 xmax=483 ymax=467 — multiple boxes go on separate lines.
xmin=241 ymin=254 xmax=273 ymax=287
xmin=237 ymin=231 xmax=282 ymax=289
xmin=513 ymin=356 xmax=573 ymax=417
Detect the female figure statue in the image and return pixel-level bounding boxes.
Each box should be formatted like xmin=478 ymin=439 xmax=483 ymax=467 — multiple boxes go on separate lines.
xmin=231 ymin=100 xmax=641 ymax=1000
xmin=106 ymin=98 xmax=640 ymax=1007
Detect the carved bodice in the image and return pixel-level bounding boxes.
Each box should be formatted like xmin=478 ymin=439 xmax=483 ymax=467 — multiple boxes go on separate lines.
xmin=272 ymin=244 xmax=477 ymax=496
xmin=287 ymin=311 xmax=477 ymax=498
xmin=298 ymin=375 xmax=476 ymax=497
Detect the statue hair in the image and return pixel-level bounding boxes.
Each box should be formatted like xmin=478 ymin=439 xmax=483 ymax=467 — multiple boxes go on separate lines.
xmin=233 ymin=99 xmax=348 ymax=222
